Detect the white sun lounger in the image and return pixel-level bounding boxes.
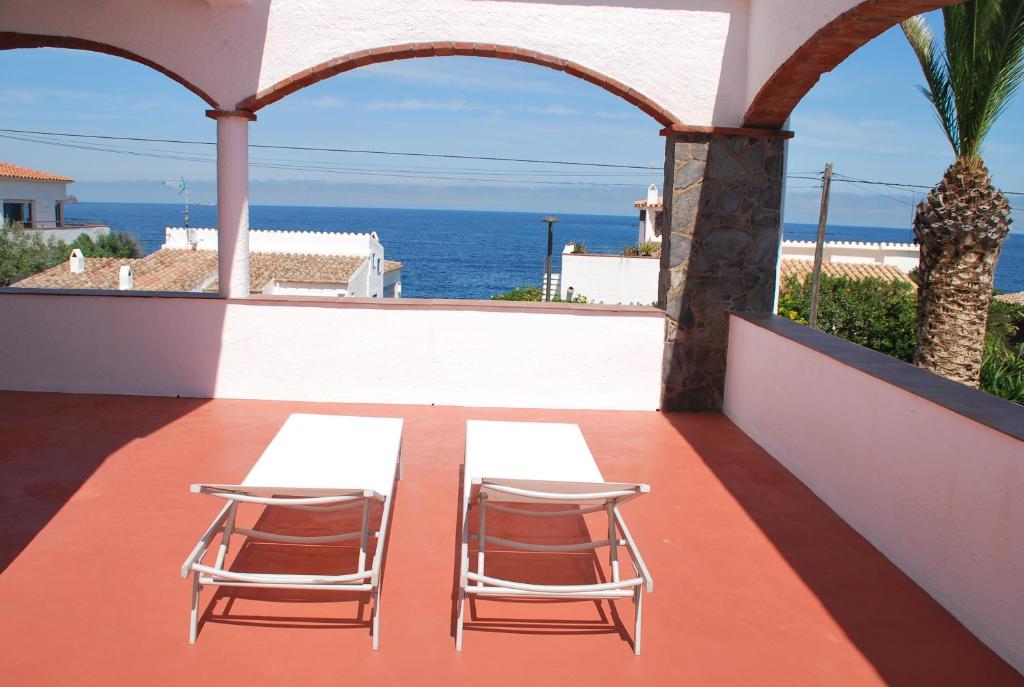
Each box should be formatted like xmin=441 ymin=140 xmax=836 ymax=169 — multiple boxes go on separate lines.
xmin=181 ymin=413 xmax=404 ymax=650
xmin=456 ymin=420 xmax=653 ymax=654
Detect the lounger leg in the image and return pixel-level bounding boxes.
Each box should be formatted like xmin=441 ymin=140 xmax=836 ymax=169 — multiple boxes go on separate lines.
xmin=455 ymin=587 xmax=466 ymax=651
xmin=188 ymin=572 xmax=200 ymax=645
xmin=371 ymin=585 xmax=382 ymax=651
xmin=633 ymin=586 xmax=643 ymax=656
xmin=476 ymin=495 xmax=487 ymax=587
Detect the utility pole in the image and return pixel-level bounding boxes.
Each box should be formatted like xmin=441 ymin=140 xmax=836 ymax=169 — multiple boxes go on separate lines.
xmin=542 ymin=215 xmax=559 ymax=302
xmin=808 ymin=163 xmax=832 ymax=329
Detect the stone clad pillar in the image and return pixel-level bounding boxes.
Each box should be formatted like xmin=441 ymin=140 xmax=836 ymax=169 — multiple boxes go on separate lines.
xmin=658 ymin=126 xmax=790 ymax=411
xmin=207 ymin=109 xmax=256 ymax=298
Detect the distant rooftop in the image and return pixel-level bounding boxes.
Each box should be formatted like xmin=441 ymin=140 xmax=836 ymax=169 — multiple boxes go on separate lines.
xmin=12 ymin=248 xmax=402 ymax=293
xmin=780 ymin=258 xmax=914 ymax=285
xmin=634 ymin=198 xmax=664 ymax=210
xmin=0 ymin=161 xmax=74 ymax=183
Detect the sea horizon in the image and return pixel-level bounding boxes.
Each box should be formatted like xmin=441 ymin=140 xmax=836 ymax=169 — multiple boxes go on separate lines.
xmin=64 ymin=201 xmax=1024 ymax=297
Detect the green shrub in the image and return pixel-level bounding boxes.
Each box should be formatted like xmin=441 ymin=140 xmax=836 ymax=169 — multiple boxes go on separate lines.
xmin=62 ymin=231 xmax=141 ymax=260
xmin=491 ymin=285 xmax=587 ymax=303
xmin=0 ymin=221 xmax=65 ymax=286
xmin=778 ymin=274 xmax=918 ymax=361
xmin=571 ymin=242 xmax=587 ymax=254
xmin=623 ymin=242 xmax=661 ymax=257
xmin=981 ymin=340 xmax=1024 ymax=404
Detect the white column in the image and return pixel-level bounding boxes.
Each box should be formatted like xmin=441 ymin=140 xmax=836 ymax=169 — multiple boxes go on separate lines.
xmin=209 ymin=109 xmax=255 ymax=297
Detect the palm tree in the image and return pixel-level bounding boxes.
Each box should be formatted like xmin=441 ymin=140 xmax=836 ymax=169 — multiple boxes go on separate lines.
xmin=900 ymin=2 xmax=1023 ymax=386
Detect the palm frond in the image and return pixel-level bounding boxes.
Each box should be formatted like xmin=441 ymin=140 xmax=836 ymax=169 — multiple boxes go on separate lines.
xmin=943 ymin=0 xmax=1024 ymax=159
xmin=901 ymin=15 xmax=959 ymax=154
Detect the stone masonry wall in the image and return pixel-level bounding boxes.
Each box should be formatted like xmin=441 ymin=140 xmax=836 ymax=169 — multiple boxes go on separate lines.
xmin=659 ymin=132 xmax=786 ymax=411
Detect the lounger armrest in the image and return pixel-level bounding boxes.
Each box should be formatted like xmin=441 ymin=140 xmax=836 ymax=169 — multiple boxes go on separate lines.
xmin=180 ymin=502 xmax=233 ymax=578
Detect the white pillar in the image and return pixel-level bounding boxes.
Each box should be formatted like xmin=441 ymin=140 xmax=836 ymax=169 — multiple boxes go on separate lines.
xmin=208 ymin=109 xmax=255 ymax=298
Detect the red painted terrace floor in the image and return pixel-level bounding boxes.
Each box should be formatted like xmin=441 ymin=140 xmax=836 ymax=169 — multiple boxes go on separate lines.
xmin=0 ymin=391 xmax=1019 ymax=686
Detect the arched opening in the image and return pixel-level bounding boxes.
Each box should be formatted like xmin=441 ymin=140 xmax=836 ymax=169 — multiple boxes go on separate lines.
xmin=743 ymin=0 xmax=964 ymax=128
xmin=0 ymin=32 xmax=217 ymax=109
xmin=236 ymin=42 xmax=682 ymax=128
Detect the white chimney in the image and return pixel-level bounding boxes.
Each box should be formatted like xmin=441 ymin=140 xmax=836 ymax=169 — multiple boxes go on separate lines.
xmin=69 ymin=248 xmax=85 ymax=273
xmin=119 ymin=265 xmax=133 ymax=290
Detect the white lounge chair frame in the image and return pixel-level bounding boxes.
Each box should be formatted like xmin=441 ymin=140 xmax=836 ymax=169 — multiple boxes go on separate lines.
xmin=181 ymin=416 xmax=402 ymax=650
xmin=456 ymin=424 xmax=653 ymax=655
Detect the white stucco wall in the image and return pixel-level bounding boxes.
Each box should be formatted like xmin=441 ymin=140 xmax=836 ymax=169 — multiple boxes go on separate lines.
xmin=0 ymin=178 xmax=68 ymax=226
xmin=0 ymin=292 xmax=664 ymax=410
xmin=164 ymin=227 xmax=381 ymax=256
xmin=560 ymin=251 xmax=660 ymax=305
xmin=723 ymin=315 xmax=1024 ymax=674
xmin=2 ymin=0 xmax=757 ymax=126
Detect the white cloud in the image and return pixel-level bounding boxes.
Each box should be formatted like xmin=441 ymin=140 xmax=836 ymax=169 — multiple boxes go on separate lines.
xmin=520 ymin=105 xmax=583 ymax=116
xmin=308 ymin=95 xmax=347 ymax=109
xmin=364 ymin=98 xmax=482 ymax=111
xmin=593 ymin=110 xmax=637 ymax=120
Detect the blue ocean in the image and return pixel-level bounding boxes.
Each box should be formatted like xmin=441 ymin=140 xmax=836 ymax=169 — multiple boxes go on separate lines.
xmin=64 ymin=202 xmax=1024 ymax=299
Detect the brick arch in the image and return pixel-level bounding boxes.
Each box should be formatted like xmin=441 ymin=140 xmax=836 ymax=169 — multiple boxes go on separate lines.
xmin=0 ymin=32 xmax=218 ymax=108
xmin=743 ymin=0 xmax=963 ymax=129
xmin=236 ymin=42 xmax=682 ymax=127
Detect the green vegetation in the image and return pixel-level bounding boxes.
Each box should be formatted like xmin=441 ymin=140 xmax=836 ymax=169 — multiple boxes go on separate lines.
xmin=779 ymin=274 xmax=1024 ymax=404
xmin=491 ymin=285 xmax=588 ymax=303
xmin=778 ymin=274 xmax=918 ymax=361
xmin=65 ymin=231 xmax=141 ymax=260
xmin=623 ymin=242 xmax=661 ymax=257
xmin=0 ymin=220 xmax=142 ymax=286
xmin=0 ymin=222 xmax=64 ymax=287
xmin=570 ymin=242 xmax=587 ymax=254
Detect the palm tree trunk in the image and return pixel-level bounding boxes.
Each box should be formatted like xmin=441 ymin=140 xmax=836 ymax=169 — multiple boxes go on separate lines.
xmin=913 ymin=160 xmax=1011 ymax=386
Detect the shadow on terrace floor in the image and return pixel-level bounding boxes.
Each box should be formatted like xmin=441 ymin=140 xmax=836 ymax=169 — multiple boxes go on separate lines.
xmin=0 ymin=391 xmax=208 ymax=571
xmin=665 ymin=413 xmax=1021 ymax=686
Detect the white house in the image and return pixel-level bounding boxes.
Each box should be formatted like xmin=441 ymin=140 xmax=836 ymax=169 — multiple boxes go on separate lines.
xmin=0 ymin=161 xmax=110 ymax=241
xmin=634 ymin=184 xmax=663 ymax=245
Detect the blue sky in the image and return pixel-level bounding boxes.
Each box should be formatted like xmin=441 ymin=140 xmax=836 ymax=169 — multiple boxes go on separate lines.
xmin=0 ymin=12 xmax=1021 ymax=228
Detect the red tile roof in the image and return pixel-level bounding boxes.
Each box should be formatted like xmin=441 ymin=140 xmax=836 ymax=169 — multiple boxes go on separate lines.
xmin=634 ymin=198 xmax=664 ymax=210
xmin=12 ymin=248 xmax=404 ymax=293
xmin=0 ymin=161 xmax=74 ymax=183
xmin=780 ymin=258 xmax=914 ymax=285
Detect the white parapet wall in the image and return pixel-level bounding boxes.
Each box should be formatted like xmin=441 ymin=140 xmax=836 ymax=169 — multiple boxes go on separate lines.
xmin=723 ymin=313 xmax=1024 ymax=673
xmin=164 ymin=227 xmax=382 ymax=257
xmin=559 ymin=249 xmax=660 ymax=306
xmin=0 ymin=292 xmax=664 ymax=411
xmin=780 ymin=240 xmax=919 ymax=273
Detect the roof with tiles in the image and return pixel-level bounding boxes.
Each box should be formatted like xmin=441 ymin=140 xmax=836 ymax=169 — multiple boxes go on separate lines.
xmin=780 ymin=258 xmax=915 ymax=285
xmin=13 ymin=248 xmax=403 ymax=293
xmin=995 ymin=291 xmax=1024 ymax=305
xmin=0 ymin=161 xmax=74 ymax=183
xmin=634 ymin=198 xmax=664 ymax=210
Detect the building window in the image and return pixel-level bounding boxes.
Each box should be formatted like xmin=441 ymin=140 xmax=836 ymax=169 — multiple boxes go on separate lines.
xmin=2 ymin=201 xmax=32 ymax=227
xmin=55 ymin=201 xmax=64 ymax=227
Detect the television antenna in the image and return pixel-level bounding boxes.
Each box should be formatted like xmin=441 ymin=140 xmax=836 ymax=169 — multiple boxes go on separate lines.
xmin=164 ymin=177 xmax=191 ymax=228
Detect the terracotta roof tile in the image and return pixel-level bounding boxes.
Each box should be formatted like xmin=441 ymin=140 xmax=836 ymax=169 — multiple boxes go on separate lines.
xmin=634 ymin=198 xmax=664 ymax=210
xmin=0 ymin=161 xmax=74 ymax=183
xmin=995 ymin=291 xmax=1024 ymax=305
xmin=780 ymin=259 xmax=914 ymax=285
xmin=12 ymin=249 xmax=403 ymax=293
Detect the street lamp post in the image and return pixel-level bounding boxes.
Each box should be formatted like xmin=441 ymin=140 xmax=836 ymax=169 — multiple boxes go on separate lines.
xmin=542 ymin=215 xmax=559 ymax=302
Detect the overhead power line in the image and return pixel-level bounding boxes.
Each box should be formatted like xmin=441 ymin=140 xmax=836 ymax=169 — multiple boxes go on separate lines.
xmin=0 ymin=127 xmax=659 ymax=171
xmin=2 ymin=126 xmax=1021 ymax=200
